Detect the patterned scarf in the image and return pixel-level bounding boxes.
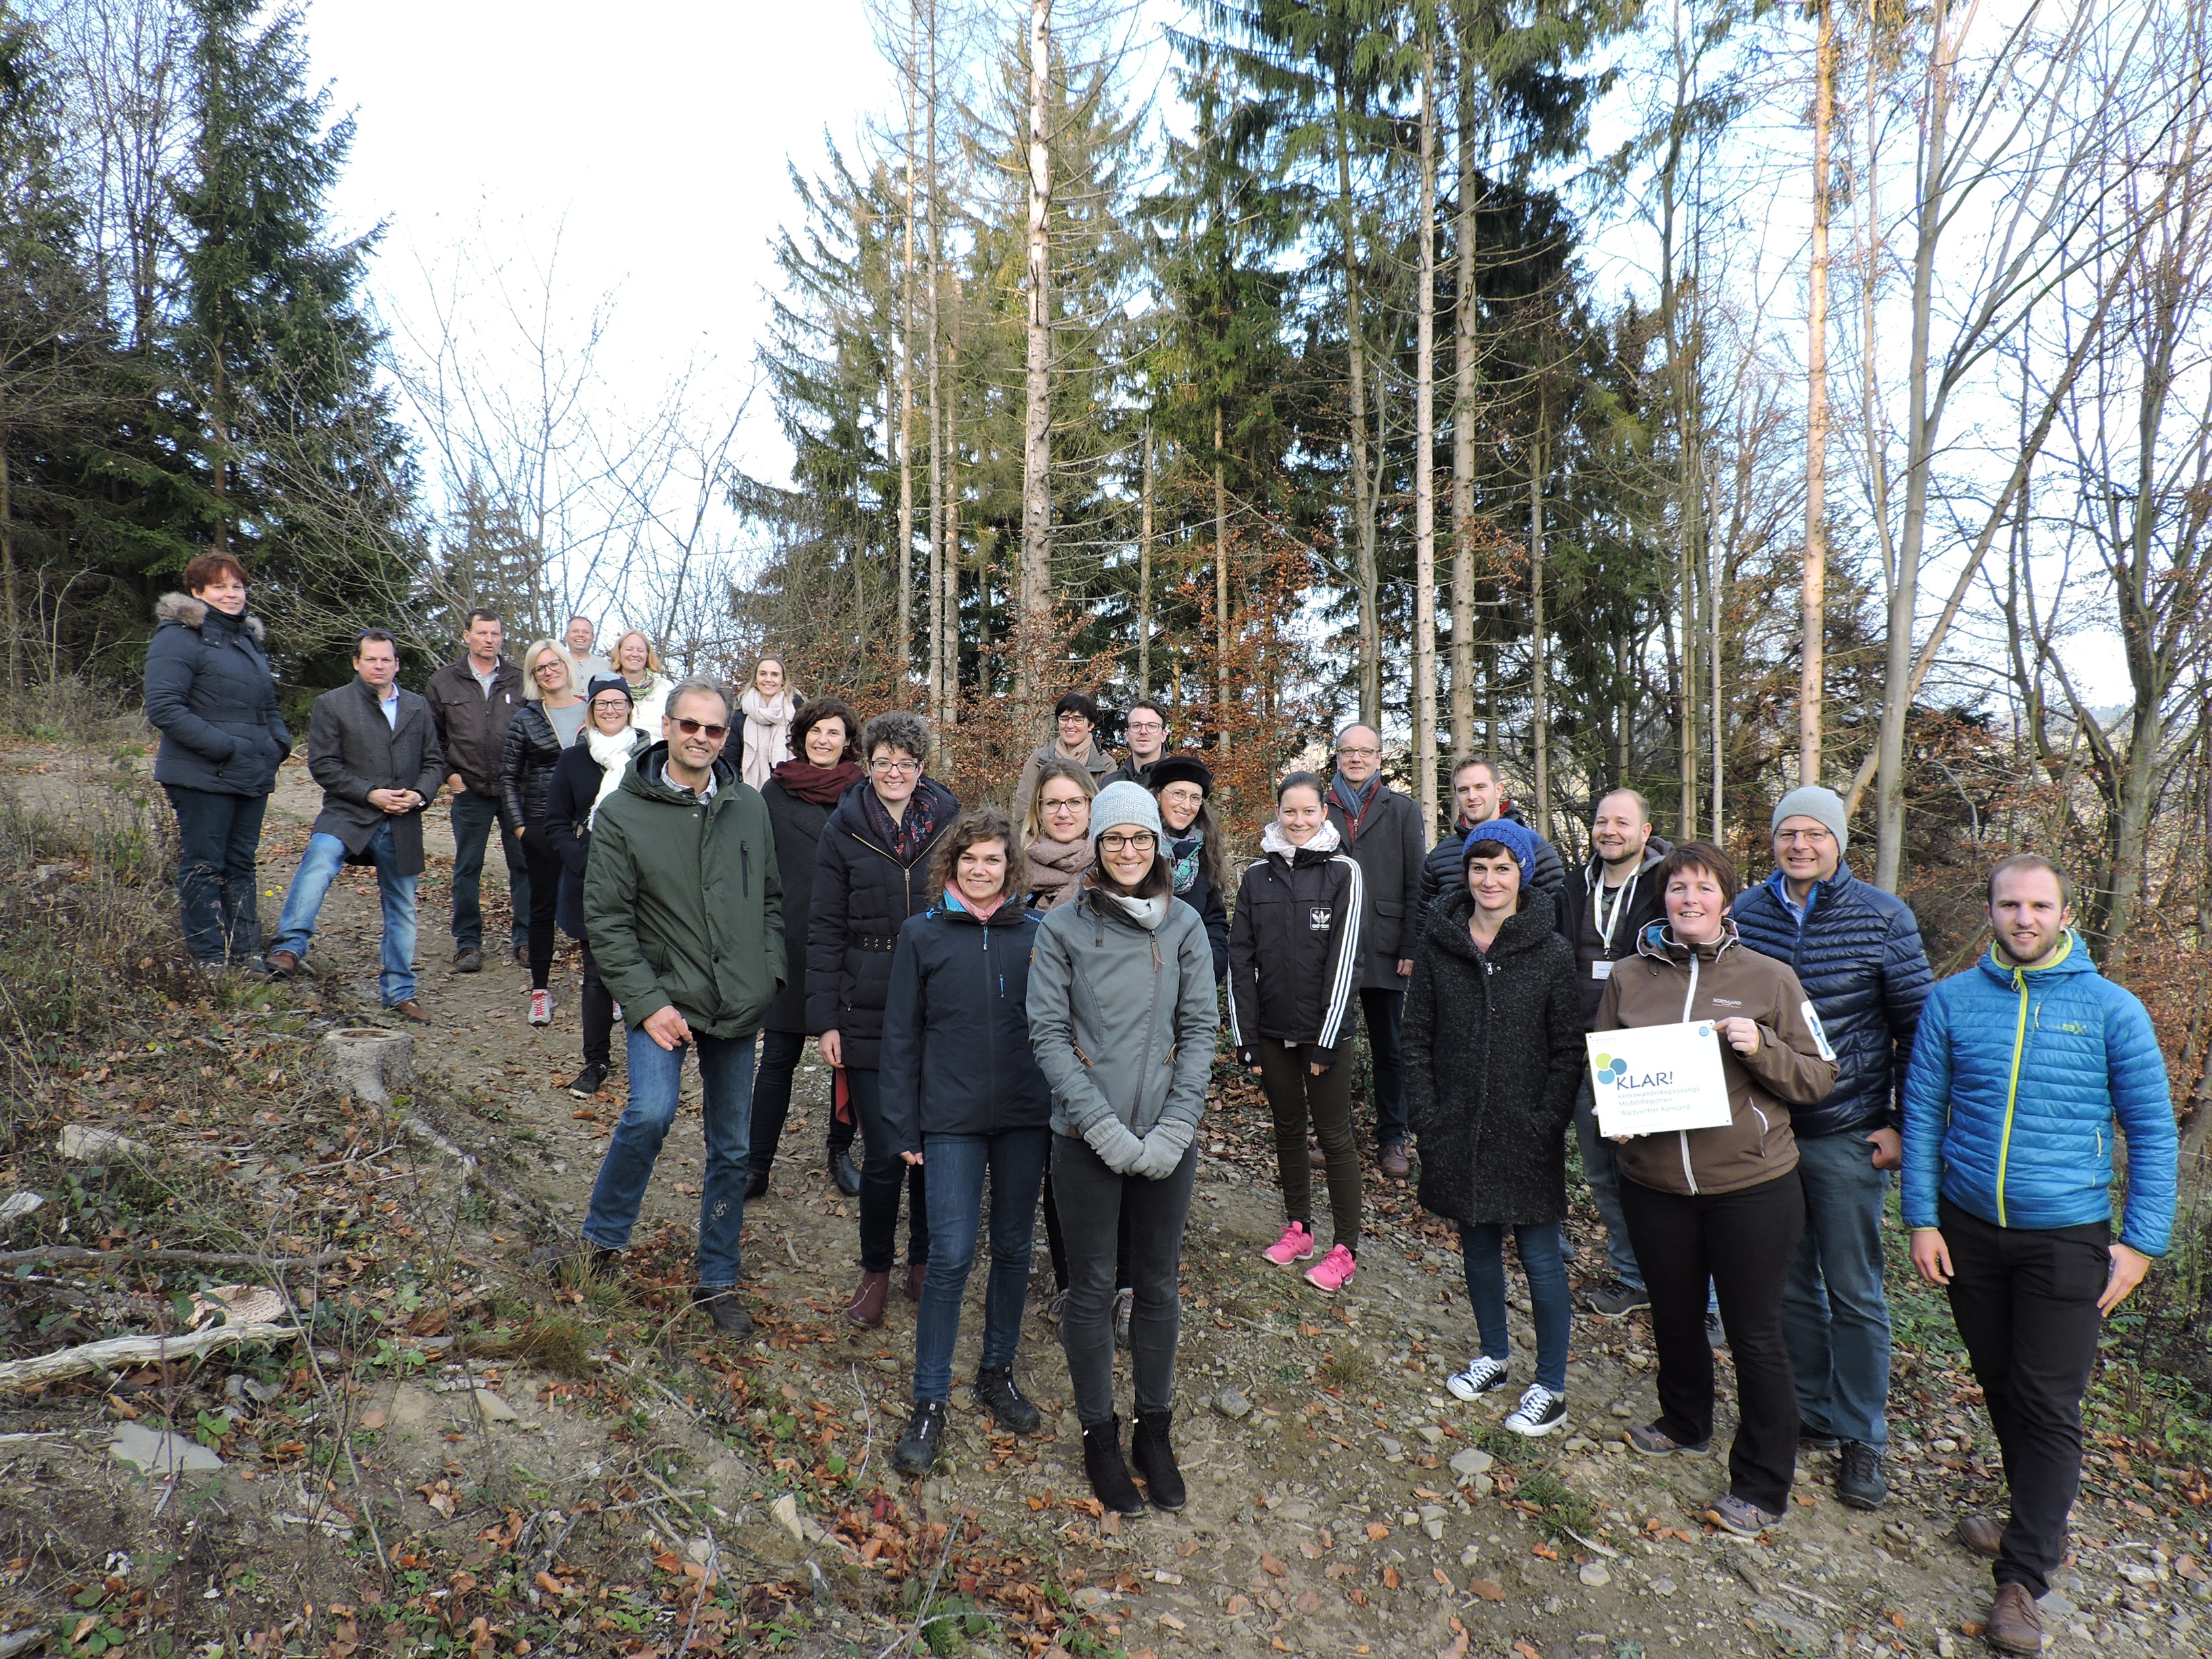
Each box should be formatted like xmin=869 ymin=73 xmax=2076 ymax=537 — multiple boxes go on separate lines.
xmin=1330 ymin=772 xmax=1382 ymax=844
xmin=1166 ymin=828 xmax=1205 ymax=896
xmin=863 ymin=779 xmax=943 ymax=865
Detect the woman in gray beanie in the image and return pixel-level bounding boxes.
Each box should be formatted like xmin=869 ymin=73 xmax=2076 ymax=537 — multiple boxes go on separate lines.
xmin=1026 ymin=779 xmax=1218 ymax=1514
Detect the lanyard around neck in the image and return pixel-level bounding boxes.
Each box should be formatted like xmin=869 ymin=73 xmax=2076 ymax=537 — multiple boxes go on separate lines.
xmin=1593 ymin=868 xmax=1639 ymax=951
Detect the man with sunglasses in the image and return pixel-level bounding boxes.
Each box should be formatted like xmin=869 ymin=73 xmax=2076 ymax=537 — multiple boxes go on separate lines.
xmin=578 ymin=679 xmax=784 ymax=1336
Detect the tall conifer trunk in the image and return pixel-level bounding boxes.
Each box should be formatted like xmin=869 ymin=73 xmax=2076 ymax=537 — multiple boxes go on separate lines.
xmin=1017 ymin=0 xmax=1054 ymax=710
xmin=1414 ymin=43 xmax=1439 ymax=834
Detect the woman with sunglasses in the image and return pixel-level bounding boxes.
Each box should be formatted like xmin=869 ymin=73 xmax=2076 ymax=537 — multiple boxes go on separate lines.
xmin=502 ymin=639 xmax=588 ymax=1026
xmin=543 ymin=677 xmax=651 ymax=1096
xmin=1028 ymin=781 xmax=1218 ymax=1514
xmin=810 ymin=711 xmax=960 ymax=1328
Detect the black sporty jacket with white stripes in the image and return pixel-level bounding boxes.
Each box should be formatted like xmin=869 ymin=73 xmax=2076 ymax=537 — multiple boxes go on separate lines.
xmin=1226 ymin=819 xmax=1365 ymax=1066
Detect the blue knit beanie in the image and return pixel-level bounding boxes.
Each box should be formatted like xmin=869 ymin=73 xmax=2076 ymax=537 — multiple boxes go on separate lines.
xmin=1462 ymin=815 xmax=1540 ymax=886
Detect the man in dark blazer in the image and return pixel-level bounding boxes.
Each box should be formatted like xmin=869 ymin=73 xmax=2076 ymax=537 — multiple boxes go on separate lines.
xmin=265 ymin=630 xmax=447 ymax=1020
xmin=1324 ymin=722 xmax=1428 ymax=1179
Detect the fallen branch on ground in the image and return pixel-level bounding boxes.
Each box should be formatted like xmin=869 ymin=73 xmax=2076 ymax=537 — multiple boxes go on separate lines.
xmin=0 ymin=1320 xmax=300 ymax=1392
xmin=0 ymin=1246 xmax=345 ymax=1270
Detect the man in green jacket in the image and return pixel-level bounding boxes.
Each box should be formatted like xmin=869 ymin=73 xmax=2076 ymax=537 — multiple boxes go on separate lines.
xmin=579 ymin=679 xmax=783 ymax=1335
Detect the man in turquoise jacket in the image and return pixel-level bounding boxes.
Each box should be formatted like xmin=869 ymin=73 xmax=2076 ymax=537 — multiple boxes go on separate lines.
xmin=1902 ymin=854 xmax=2176 ymax=1655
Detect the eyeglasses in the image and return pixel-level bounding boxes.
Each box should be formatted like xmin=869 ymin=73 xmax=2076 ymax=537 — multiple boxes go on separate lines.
xmin=1338 ymin=745 xmax=1380 ymax=759
xmin=1099 ymin=832 xmax=1157 ymax=853
xmin=1042 ymin=799 xmax=1087 ymax=815
xmin=1776 ymin=828 xmax=1832 ymax=846
xmin=673 ymin=718 xmax=728 ymax=739
xmin=871 ymin=758 xmax=921 ymax=775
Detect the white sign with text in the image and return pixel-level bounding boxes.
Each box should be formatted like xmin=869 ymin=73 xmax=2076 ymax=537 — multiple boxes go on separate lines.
xmin=1587 ymin=1022 xmax=1734 ymax=1136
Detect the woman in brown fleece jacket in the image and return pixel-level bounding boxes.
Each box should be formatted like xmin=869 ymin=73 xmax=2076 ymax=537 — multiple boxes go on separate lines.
xmin=1594 ymin=842 xmax=1837 ymax=1538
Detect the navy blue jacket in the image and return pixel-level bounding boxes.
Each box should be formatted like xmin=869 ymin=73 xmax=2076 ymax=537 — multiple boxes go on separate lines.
xmin=1731 ymin=863 xmax=1933 ymax=1140
xmin=144 ymin=593 xmax=291 ymax=796
xmin=1419 ymin=804 xmax=1565 ymax=935
xmin=878 ymin=895 xmax=1053 ymax=1152
xmin=805 ymin=777 xmax=961 ymax=1070
xmin=1903 ymin=933 xmax=2175 ymax=1254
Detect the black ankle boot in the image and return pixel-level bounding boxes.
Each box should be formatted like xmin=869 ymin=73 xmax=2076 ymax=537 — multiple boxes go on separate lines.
xmin=1081 ymin=1416 xmax=1145 ymax=1515
xmin=1130 ymin=1408 xmax=1186 ymax=1511
xmin=893 ymin=1400 xmax=947 ymax=1477
xmin=975 ymin=1366 xmax=1042 ymax=1434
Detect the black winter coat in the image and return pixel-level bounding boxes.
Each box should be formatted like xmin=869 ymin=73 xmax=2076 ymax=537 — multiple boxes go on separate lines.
xmin=1179 ymin=863 xmax=1231 ymax=985
xmin=499 ymin=703 xmax=569 ymax=834
xmin=878 ymin=899 xmax=1053 ymax=1152
xmin=544 ymin=730 xmax=649 ymax=940
xmin=1554 ymin=838 xmax=1673 ymax=1028
xmin=1226 ymin=831 xmax=1365 ymax=1064
xmin=806 ymin=777 xmax=961 ymax=1069
xmin=1419 ymin=804 xmax=1565 ymax=935
xmin=760 ymin=777 xmax=834 ymax=1033
xmin=1325 ymin=779 xmax=1428 ymax=989
xmin=144 ymin=594 xmax=291 ymax=796
xmin=1404 ymin=886 xmax=1586 ymax=1226
xmin=1729 ymin=864 xmax=1933 ymax=1139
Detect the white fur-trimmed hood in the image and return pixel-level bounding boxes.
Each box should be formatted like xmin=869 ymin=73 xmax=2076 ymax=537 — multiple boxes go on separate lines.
xmin=157 ymin=591 xmax=265 ymax=642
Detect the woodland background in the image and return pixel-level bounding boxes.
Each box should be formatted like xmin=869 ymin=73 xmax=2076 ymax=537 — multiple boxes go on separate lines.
xmin=3 ymin=0 xmax=2212 ymax=1152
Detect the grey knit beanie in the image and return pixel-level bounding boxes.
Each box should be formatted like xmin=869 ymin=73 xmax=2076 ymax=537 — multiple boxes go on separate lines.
xmin=1771 ymin=785 xmax=1849 ymax=857
xmin=1089 ymin=780 xmax=1162 ymax=848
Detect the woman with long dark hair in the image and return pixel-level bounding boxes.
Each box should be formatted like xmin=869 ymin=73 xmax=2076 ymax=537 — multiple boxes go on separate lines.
xmin=1149 ymin=753 xmax=1229 ymax=983
xmin=1028 ymin=781 xmax=1218 ymax=1514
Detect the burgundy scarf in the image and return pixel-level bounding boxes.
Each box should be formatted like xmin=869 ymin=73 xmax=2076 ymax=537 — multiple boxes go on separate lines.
xmin=769 ymin=758 xmax=863 ymax=806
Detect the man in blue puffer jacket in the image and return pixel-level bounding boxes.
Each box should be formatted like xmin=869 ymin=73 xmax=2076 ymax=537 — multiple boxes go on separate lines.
xmin=1732 ymin=785 xmax=1931 ymax=1510
xmin=1903 ymin=854 xmax=2176 ymax=1656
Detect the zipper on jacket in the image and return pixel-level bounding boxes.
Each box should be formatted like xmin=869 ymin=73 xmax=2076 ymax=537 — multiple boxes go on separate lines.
xmin=1996 ymin=965 xmax=2032 ymax=1227
xmin=1677 ymin=950 xmax=1702 ymax=1195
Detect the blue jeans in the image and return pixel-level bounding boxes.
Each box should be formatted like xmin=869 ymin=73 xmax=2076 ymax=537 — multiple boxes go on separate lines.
xmin=1459 ymin=1220 xmax=1572 ymax=1393
xmin=583 ymin=1026 xmax=754 ymax=1287
xmin=1780 ymin=1129 xmax=1893 ymax=1449
xmin=448 ymin=786 xmax=527 ymax=952
xmin=164 ymin=785 xmax=268 ymax=965
xmin=1573 ymin=1080 xmax=1643 ymax=1290
xmin=270 ymin=823 xmax=418 ymax=1007
xmin=912 ymin=1128 xmax=1050 ymax=1404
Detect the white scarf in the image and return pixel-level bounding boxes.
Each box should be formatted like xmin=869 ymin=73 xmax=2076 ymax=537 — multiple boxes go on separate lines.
xmin=1109 ymin=893 xmax=1169 ymax=930
xmin=586 ymin=729 xmax=638 ymax=826
xmin=739 ymin=686 xmax=798 ymax=789
xmin=1261 ymin=817 xmax=1343 ymax=859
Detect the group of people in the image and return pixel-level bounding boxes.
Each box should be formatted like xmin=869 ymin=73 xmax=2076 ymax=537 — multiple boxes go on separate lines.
xmin=142 ymin=561 xmax=2179 ymax=1655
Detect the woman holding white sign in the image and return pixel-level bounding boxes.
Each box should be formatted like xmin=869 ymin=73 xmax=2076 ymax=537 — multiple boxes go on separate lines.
xmin=1403 ymin=817 xmax=1586 ymax=1437
xmin=1595 ymin=842 xmax=1837 ymax=1538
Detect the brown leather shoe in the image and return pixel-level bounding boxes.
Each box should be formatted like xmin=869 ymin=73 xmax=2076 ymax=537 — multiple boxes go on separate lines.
xmin=1309 ymin=1142 xmax=1326 ymax=1169
xmin=844 ymin=1270 xmax=890 ymax=1327
xmin=1984 ymin=1582 xmax=2045 ymax=1652
xmin=1378 ymin=1143 xmax=1411 ymax=1180
xmin=905 ymin=1261 xmax=928 ymax=1303
xmin=264 ymin=949 xmax=299 ymax=977
xmin=453 ymin=947 xmax=484 ymax=974
xmin=390 ymin=999 xmax=429 ymax=1023
xmin=1957 ymin=1515 xmax=2005 ymax=1560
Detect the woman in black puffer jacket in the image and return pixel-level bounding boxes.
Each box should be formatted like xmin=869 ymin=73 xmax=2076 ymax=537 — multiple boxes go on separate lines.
xmin=544 ymin=677 xmax=650 ymax=1098
xmin=1405 ymin=817 xmax=1584 ymax=1438
xmin=143 ymin=556 xmax=292 ymax=968
xmin=808 ymin=710 xmax=959 ymax=1328
xmin=502 ymin=639 xmax=587 ymax=1027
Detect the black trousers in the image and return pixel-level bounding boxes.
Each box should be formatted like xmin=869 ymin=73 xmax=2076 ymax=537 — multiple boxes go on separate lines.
xmin=579 ymin=941 xmax=614 ymax=1069
xmin=1042 ymin=1175 xmax=1131 ymax=1293
xmin=1940 ymin=1195 xmax=2110 ymax=1598
xmin=1357 ymin=986 xmax=1408 ymax=1147
xmin=1258 ymin=1040 xmax=1361 ymax=1254
xmin=745 ymin=1030 xmax=854 ymax=1181
xmin=1619 ymin=1168 xmax=1806 ymax=1513
xmin=848 ymin=1066 xmax=927 ymax=1273
xmin=521 ymin=834 xmax=566 ymax=991
xmin=1052 ymin=1131 xmax=1197 ymax=1425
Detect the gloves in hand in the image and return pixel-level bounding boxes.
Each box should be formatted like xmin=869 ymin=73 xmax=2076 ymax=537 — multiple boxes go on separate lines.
xmin=1082 ymin=1113 xmax=1146 ymax=1176
xmin=1131 ymin=1118 xmax=1195 ymax=1181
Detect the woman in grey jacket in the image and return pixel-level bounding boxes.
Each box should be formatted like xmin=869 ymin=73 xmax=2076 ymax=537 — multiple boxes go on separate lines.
xmin=1027 ymin=781 xmax=1218 ymax=1515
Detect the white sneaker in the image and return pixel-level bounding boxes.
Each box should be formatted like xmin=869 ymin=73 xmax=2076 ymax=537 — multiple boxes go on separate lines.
xmin=1504 ymin=1384 xmax=1568 ymax=1436
xmin=1446 ymin=1355 xmax=1509 ymax=1400
xmin=529 ymin=988 xmax=552 ymax=1025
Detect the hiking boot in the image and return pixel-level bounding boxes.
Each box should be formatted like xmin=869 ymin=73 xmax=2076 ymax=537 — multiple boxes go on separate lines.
xmin=1504 ymin=1385 xmax=1568 ymax=1437
xmin=695 ymin=1288 xmax=754 ymax=1338
xmin=893 ymin=1400 xmax=947 ymax=1477
xmin=1837 ymin=1441 xmax=1888 ymax=1509
xmin=1799 ymin=1427 xmax=1843 ymax=1454
xmin=1586 ymin=1282 xmax=1652 ymax=1319
xmin=1130 ymin=1409 xmax=1186 ymax=1511
xmin=390 ymin=999 xmax=428 ymax=1023
xmin=1378 ymin=1143 xmax=1411 ymax=1179
xmin=745 ymin=1166 xmax=771 ymax=1201
xmin=844 ymin=1270 xmax=889 ymax=1328
xmin=1984 ymin=1582 xmax=2045 ymax=1653
xmin=567 ymin=1062 xmax=609 ymax=1099
xmin=454 ymin=947 xmax=484 ymax=974
xmin=1446 ymin=1355 xmax=1509 ymax=1400
xmin=1081 ymin=1416 xmax=1145 ymax=1516
xmin=1955 ymin=1515 xmax=2005 ymax=1560
xmin=1626 ymin=1420 xmax=1711 ymax=1456
xmin=974 ymin=1366 xmax=1042 ymax=1434
xmin=1709 ymin=1494 xmax=1786 ymax=1537
xmin=830 ymin=1144 xmax=861 ymax=1197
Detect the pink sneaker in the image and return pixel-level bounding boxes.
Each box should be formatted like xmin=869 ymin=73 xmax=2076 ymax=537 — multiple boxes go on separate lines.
xmin=1261 ymin=1221 xmax=1315 ymax=1265
xmin=1305 ymin=1244 xmax=1357 ymax=1292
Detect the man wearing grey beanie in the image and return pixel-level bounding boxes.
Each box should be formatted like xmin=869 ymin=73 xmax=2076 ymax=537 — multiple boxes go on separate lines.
xmin=1732 ymin=784 xmax=1933 ymax=1513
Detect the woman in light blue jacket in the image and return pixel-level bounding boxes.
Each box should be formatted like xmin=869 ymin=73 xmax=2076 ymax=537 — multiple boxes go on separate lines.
xmin=1027 ymin=781 xmax=1217 ymax=1517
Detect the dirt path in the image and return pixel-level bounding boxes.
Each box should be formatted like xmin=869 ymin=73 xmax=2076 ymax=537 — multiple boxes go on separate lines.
xmin=3 ymin=737 xmax=2207 ymax=1658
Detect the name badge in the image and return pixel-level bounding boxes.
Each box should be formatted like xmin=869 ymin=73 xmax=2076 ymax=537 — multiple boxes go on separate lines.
xmin=1591 ymin=960 xmax=1613 ymax=981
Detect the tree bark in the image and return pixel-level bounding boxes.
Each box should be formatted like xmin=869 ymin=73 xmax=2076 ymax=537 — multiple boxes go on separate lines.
xmin=1451 ymin=28 xmax=1479 ymax=763
xmin=1018 ymin=0 xmax=1054 ymax=710
xmin=898 ymin=0 xmax=919 ymax=687
xmin=1531 ymin=418 xmax=1549 ymax=832
xmin=1215 ymin=401 xmax=1230 ymax=755
xmin=1414 ymin=44 xmax=1440 ymax=836
xmin=1800 ymin=0 xmax=1832 ymax=788
xmin=924 ymin=0 xmax=946 ymax=728
xmin=1334 ymin=83 xmax=1381 ymax=729
xmin=1138 ymin=423 xmax=1153 ymax=695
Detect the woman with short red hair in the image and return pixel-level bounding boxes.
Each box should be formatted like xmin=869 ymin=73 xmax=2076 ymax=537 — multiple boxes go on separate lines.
xmin=144 ymin=554 xmax=292 ymax=969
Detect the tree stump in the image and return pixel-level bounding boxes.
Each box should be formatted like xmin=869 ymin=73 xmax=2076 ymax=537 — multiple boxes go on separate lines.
xmin=323 ymin=1027 xmax=415 ymax=1104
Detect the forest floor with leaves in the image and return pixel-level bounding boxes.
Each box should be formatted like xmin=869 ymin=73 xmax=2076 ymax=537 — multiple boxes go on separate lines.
xmin=0 ymin=733 xmax=2208 ymax=1659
